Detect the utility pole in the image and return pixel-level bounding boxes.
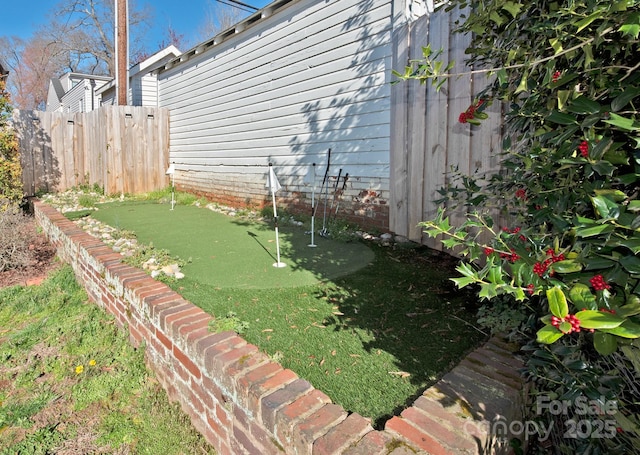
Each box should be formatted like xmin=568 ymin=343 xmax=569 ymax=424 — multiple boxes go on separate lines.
xmin=115 ymin=0 xmax=129 ymax=105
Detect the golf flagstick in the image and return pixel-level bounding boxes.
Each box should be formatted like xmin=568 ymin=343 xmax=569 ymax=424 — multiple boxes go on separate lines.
xmin=267 ymin=163 xmax=286 ymax=268
xmin=304 ymin=163 xmax=317 ymax=247
xmin=165 ymin=163 xmax=176 ymax=210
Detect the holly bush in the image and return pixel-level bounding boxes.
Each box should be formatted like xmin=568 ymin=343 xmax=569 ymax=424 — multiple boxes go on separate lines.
xmin=0 ymin=79 xmax=22 ymax=209
xmin=395 ymin=0 xmax=640 ymax=451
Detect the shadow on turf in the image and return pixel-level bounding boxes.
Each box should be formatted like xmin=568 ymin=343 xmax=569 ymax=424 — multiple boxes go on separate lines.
xmin=313 ymin=245 xmax=486 ymax=428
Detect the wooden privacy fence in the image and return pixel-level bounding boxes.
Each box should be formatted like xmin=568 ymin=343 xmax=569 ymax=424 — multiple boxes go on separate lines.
xmin=14 ymin=106 xmax=170 ymax=196
xmin=390 ymin=7 xmax=504 ymax=247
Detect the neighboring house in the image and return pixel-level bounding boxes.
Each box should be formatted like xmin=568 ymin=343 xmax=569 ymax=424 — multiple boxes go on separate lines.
xmin=98 ymin=45 xmax=182 ymax=107
xmin=46 ymin=73 xmax=112 ymax=113
xmin=46 ymin=45 xmax=181 ymax=112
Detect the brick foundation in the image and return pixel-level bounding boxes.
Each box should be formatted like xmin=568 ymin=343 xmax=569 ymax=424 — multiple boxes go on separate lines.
xmin=34 ymin=200 xmax=523 ymax=455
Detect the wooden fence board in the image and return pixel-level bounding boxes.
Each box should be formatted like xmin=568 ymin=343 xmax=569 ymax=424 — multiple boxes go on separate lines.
xmin=15 ymin=106 xmax=169 ymax=197
xmin=390 ymin=7 xmax=504 ymax=247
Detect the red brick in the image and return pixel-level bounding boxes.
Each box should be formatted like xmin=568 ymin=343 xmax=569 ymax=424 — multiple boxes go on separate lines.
xmin=163 ymin=305 xmax=206 ymax=332
xmin=439 ymin=372 xmax=514 ymax=420
xmin=128 ymin=323 xmax=144 ymax=347
xmin=459 ymin=358 xmax=522 ymax=390
xmin=247 ymin=368 xmax=297 ymax=415
xmin=133 ymin=280 xmax=169 ymax=300
xmin=148 ymin=333 xmax=169 ymax=359
xmin=465 ymin=351 xmax=521 ymax=382
xmin=215 ymin=402 xmax=232 ymax=428
xmin=313 ymin=412 xmax=373 ymax=455
xmin=275 ymin=389 xmax=331 ymax=444
xmin=167 ymin=309 xmax=211 ymax=340
xmin=292 ymin=403 xmax=347 ymax=454
xmin=155 ymin=328 xmax=173 ymax=350
xmin=226 ymin=350 xmax=269 ymax=384
xmin=202 ymin=375 xmax=228 ymax=407
xmin=400 ymin=407 xmax=476 ymax=452
xmin=249 ymin=421 xmax=283 ymax=455
xmin=261 ymin=378 xmax=313 ymax=429
xmin=412 ymin=395 xmax=486 ymax=442
xmin=185 ymin=386 xmax=206 ymax=415
xmin=190 ymin=378 xmax=216 ymax=410
xmin=203 ymin=336 xmax=248 ymax=374
xmin=237 ymin=362 xmax=282 ymax=402
xmin=233 ymin=421 xmax=264 ymax=454
xmin=342 ymin=430 xmax=391 ymax=455
xmin=155 ymin=301 xmax=195 ymax=328
xmin=208 ymin=410 xmax=232 ymax=448
xmin=119 ymin=270 xmax=149 ymax=287
xmin=385 ymin=417 xmax=451 ymax=455
xmin=455 ymin=363 xmax=521 ymax=396
xmin=172 ymin=357 xmax=191 ymax=383
xmin=469 ymin=347 xmax=518 ymax=371
xmin=173 ymin=345 xmax=202 ymax=379
xmin=194 ymin=330 xmax=236 ymax=357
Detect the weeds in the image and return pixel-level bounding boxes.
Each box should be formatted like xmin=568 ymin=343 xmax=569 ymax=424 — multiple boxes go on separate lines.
xmin=0 ymin=205 xmax=33 ymax=272
xmin=0 ymin=266 xmax=215 ymax=454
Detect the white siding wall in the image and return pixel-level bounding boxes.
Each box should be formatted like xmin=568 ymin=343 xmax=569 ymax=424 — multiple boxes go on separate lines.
xmin=158 ymin=0 xmax=398 ymax=227
xmin=61 ymin=81 xmax=89 ymax=114
xmin=138 ymin=73 xmax=159 ymax=107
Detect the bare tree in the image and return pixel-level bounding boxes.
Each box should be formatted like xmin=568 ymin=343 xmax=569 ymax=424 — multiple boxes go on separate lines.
xmin=0 ymin=36 xmax=66 ymax=110
xmin=0 ymin=0 xmax=152 ymax=110
xmin=47 ymin=0 xmax=152 ymax=76
xmin=198 ymin=0 xmax=248 ymax=42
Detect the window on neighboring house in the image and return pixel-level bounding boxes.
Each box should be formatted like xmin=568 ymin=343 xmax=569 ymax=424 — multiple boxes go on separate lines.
xmin=79 ymin=99 xmax=85 ymax=113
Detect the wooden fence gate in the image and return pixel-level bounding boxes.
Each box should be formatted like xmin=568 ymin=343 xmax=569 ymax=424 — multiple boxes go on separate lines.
xmin=390 ymin=7 xmax=504 ymax=247
xmin=14 ymin=106 xmax=170 ymax=197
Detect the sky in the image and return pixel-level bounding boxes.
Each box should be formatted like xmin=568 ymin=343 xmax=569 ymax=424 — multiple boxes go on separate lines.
xmin=1 ymin=0 xmax=272 ymax=52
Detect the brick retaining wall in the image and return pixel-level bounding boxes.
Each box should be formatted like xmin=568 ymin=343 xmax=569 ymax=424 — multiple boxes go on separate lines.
xmin=34 ymin=200 xmax=524 ymax=455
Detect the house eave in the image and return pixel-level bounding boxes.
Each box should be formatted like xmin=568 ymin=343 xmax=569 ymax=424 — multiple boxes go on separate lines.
xmin=157 ymin=0 xmax=299 ymax=74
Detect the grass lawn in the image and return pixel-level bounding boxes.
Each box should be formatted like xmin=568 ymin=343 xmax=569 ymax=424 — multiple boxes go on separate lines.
xmin=0 ymin=266 xmax=215 ymax=454
xmin=88 ymin=199 xmax=486 ymax=427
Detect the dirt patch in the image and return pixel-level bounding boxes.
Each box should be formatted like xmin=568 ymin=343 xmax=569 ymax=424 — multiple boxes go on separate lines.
xmin=0 ymin=215 xmax=59 ymax=289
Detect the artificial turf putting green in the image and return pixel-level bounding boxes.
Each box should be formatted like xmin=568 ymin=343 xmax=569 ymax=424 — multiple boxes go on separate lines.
xmin=92 ymin=201 xmax=374 ymax=289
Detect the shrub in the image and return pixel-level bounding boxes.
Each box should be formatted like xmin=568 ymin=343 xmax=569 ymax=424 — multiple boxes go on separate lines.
xmin=0 ymin=79 xmax=23 ymax=209
xmin=0 ymin=205 xmax=32 ymax=272
xmin=395 ymin=0 xmax=640 ymax=452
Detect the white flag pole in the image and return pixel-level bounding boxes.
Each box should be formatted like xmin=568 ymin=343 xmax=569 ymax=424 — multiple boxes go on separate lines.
xmin=166 ymin=163 xmax=176 ymax=210
xmin=268 ymin=164 xmax=286 ymax=268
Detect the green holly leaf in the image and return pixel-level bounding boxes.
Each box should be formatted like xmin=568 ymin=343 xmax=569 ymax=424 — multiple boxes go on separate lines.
xmin=604 ymin=112 xmax=640 ymax=131
xmin=619 ymin=11 xmax=640 ymax=39
xmin=620 ymin=255 xmax=640 ymax=274
xmin=590 ymin=195 xmax=620 ymax=220
xmin=547 ymin=286 xmax=569 ymax=318
xmin=547 ymin=110 xmax=578 ymax=125
xmin=599 ymin=320 xmax=640 ymax=338
xmin=593 ymin=332 xmax=618 ymax=355
xmin=550 ymin=260 xmax=582 ymax=274
xmin=575 ymin=224 xmax=615 ymax=237
xmin=569 ymin=283 xmax=596 ymax=310
xmin=575 ymin=310 xmax=624 ymax=329
xmin=501 ymin=1 xmax=523 ymax=18
xmin=566 ymin=96 xmax=601 ymax=115
xmin=618 ymin=301 xmax=640 ymax=318
xmin=537 ymin=325 xmax=565 ymax=344
xmin=611 ymin=87 xmax=640 ymax=112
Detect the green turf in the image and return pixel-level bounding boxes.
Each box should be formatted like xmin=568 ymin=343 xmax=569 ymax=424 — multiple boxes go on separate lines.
xmin=90 ymin=199 xmax=485 ymax=425
xmin=92 ymin=201 xmax=374 ymax=289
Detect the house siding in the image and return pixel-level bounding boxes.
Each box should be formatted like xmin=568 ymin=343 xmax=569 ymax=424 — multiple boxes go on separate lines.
xmin=158 ymin=0 xmax=395 ymax=229
xmin=131 ymin=73 xmax=159 ymax=107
